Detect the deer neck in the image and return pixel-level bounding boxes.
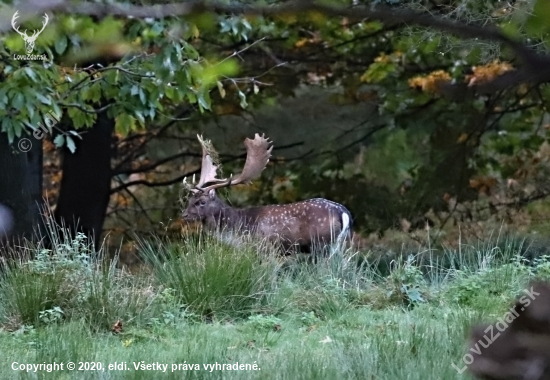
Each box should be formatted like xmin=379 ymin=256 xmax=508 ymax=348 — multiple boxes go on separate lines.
xmin=204 ymin=202 xmax=234 ymax=230
xmin=205 ymin=204 xmax=254 ymax=233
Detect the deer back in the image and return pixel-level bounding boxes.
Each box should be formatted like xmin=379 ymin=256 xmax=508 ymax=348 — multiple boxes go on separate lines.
xmin=240 ymin=198 xmax=352 ymax=248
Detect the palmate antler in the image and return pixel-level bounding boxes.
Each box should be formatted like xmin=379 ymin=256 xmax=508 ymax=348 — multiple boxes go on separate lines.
xmin=191 ymin=135 xmax=227 ymax=193
xmin=231 ymin=134 xmax=273 ymax=186
xmin=186 ymin=133 xmax=273 ymax=194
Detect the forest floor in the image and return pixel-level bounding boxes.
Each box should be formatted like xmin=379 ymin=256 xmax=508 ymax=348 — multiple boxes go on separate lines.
xmin=0 ymin=231 xmax=547 ymax=379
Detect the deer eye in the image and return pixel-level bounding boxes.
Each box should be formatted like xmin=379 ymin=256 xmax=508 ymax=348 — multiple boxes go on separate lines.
xmin=199 ymin=200 xmax=206 ymax=206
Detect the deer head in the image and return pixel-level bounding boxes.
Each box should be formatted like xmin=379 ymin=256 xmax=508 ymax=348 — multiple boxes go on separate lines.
xmin=182 ymin=133 xmax=273 ymax=225
xmin=12 ymin=11 xmax=49 ymax=54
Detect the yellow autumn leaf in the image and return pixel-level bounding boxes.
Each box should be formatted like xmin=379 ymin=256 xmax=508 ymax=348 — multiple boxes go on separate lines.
xmin=457 ymin=133 xmax=468 ymax=143
xmin=191 ymin=23 xmax=200 ymax=39
xmin=217 ymin=81 xmax=226 ymax=98
xmin=466 ymin=60 xmax=513 ymax=86
xmin=295 ymin=38 xmax=309 ymax=48
xmin=408 ymin=70 xmax=451 ymax=94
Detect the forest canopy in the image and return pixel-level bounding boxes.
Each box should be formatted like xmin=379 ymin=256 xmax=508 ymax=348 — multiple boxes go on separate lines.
xmin=1 ymin=0 xmax=550 ymax=252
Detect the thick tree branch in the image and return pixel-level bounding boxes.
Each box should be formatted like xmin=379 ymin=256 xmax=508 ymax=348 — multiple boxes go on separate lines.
xmin=5 ymin=0 xmax=548 ymax=91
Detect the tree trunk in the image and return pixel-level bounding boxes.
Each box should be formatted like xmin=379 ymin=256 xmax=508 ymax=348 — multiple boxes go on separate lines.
xmin=0 ymin=133 xmax=42 ymax=243
xmin=54 ymin=109 xmax=113 ymax=249
xmin=27 ymin=137 xmax=43 ymax=233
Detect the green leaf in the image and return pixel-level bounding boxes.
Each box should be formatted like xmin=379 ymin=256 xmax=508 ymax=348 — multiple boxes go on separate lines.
xmin=526 ymin=0 xmax=550 ymax=37
xmin=23 ymin=67 xmax=37 ymax=82
xmin=36 ymin=93 xmax=52 ymax=105
xmin=403 ymin=286 xmax=424 ymax=303
xmin=7 ymin=125 xmax=14 ymax=143
xmin=238 ymin=91 xmax=248 ymax=109
xmin=1 ymin=118 xmax=11 ymax=133
xmin=500 ymin=21 xmax=520 ymax=38
xmin=12 ymin=121 xmax=22 ymax=138
xmin=12 ymin=92 xmax=24 ymax=110
xmin=87 ymin=82 xmax=102 ymax=103
xmin=361 ymin=62 xmax=398 ymax=83
xmin=115 ymin=113 xmax=136 ymax=135
xmin=183 ymin=43 xmax=199 ymax=60
xmin=197 ymin=91 xmax=211 ymax=110
xmin=139 ymin=88 xmax=146 ymax=105
xmin=135 ymin=110 xmax=145 ymax=125
xmin=55 ymin=36 xmax=68 ymax=55
xmin=200 ymin=59 xmax=240 ymax=87
xmin=186 ymin=92 xmax=197 ymax=104
xmin=25 ymin=102 xmax=35 ymax=120
xmin=189 ymin=13 xmax=216 ymax=33
xmin=94 ymin=17 xmax=123 ymax=42
xmin=0 ymin=87 xmax=8 ymax=107
xmin=165 ymin=86 xmax=180 ymax=102
xmin=30 ymin=111 xmax=41 ymax=128
xmin=68 ymin=107 xmax=86 ymax=128
xmin=65 ymin=135 xmax=76 ymax=153
xmin=54 ymin=134 xmax=65 ymax=148
xmin=217 ymin=81 xmax=226 ymax=98
xmin=51 ymin=103 xmax=62 ymax=119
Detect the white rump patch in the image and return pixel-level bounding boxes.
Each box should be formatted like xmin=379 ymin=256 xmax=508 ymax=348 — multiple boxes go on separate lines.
xmin=336 ymin=212 xmax=350 ymax=245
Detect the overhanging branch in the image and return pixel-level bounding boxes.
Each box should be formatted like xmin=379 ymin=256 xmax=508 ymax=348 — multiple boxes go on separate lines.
xmin=2 ymin=1 xmax=543 ymax=62
xmin=4 ymin=0 xmax=549 ymax=91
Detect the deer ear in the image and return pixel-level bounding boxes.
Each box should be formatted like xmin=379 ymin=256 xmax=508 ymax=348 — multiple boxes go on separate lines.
xmin=207 ymin=189 xmax=216 ymax=199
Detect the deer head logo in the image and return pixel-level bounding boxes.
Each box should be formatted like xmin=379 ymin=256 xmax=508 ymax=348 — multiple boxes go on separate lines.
xmin=11 ymin=11 xmax=49 ymax=54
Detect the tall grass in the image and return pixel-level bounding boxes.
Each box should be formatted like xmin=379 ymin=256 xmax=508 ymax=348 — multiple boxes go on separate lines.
xmin=138 ymin=233 xmax=280 ymax=319
xmin=0 ymin=231 xmax=155 ymax=331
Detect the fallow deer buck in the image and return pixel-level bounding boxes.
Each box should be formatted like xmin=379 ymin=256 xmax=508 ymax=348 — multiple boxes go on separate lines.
xmin=181 ymin=133 xmax=353 ymax=253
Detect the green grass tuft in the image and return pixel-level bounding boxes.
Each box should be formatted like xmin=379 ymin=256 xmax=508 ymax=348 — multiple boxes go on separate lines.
xmin=138 ymin=233 xmax=280 ymax=319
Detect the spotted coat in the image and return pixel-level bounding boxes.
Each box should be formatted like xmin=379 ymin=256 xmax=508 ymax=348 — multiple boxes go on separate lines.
xmin=182 ymin=191 xmax=352 ymax=252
